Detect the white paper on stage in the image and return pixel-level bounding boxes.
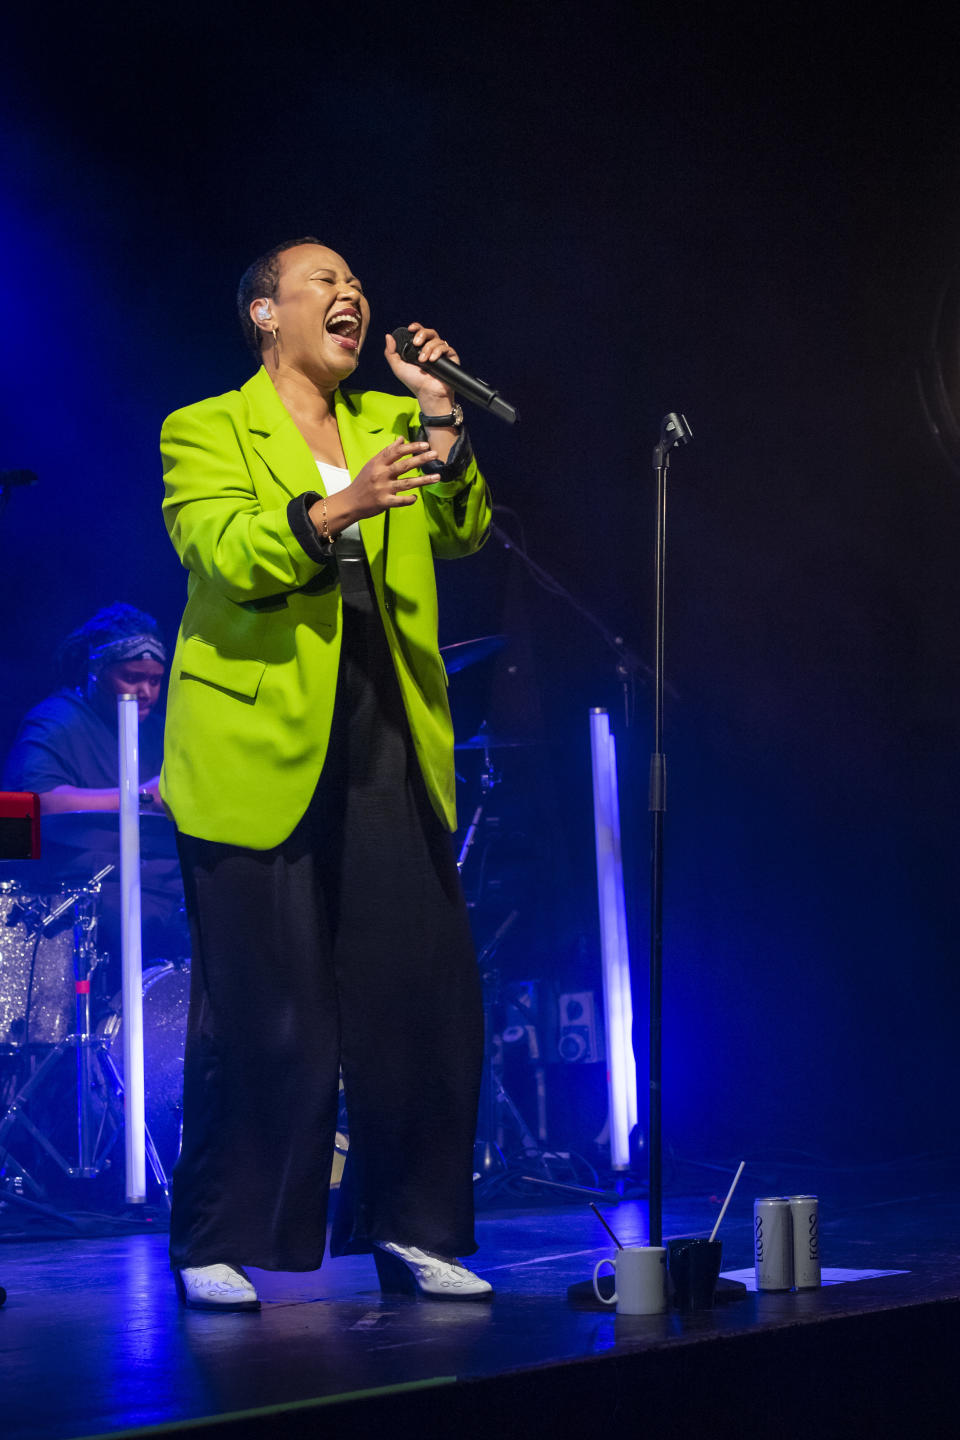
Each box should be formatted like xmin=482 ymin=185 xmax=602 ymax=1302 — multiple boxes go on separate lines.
xmin=720 ymin=1267 xmax=910 ymax=1291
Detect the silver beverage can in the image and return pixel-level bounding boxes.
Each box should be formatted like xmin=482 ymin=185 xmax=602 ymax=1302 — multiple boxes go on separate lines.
xmin=789 ymin=1195 xmax=821 ymax=1288
xmin=754 ymin=1197 xmax=793 ymax=1291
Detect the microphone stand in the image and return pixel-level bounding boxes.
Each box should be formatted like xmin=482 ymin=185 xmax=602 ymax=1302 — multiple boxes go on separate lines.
xmin=494 ymin=421 xmax=695 ymax=1302
xmin=647 ymin=412 xmax=693 ymax=1246
xmin=486 ymin=510 xmax=658 ymax=1203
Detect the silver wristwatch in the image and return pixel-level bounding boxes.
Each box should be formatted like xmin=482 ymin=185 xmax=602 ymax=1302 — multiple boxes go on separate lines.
xmin=419 ymin=402 xmax=464 ymax=429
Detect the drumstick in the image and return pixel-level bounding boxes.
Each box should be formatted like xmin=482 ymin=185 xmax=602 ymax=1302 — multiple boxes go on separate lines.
xmin=590 ymin=1202 xmax=624 ymax=1250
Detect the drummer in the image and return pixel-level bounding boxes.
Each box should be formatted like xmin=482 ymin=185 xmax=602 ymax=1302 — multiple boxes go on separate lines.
xmin=1 ymin=603 xmax=185 ymax=979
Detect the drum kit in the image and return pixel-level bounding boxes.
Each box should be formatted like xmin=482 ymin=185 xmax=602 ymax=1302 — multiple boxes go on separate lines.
xmin=0 ymin=632 xmax=555 ymax=1217
xmin=0 ymin=813 xmax=188 ymax=1214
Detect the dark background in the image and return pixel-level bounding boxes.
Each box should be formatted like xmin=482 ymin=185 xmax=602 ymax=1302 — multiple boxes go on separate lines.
xmin=2 ymin=2 xmax=958 ymax=1171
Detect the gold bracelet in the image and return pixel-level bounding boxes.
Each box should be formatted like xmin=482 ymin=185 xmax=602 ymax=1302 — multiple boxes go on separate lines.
xmin=319 ymin=494 xmax=335 ymax=545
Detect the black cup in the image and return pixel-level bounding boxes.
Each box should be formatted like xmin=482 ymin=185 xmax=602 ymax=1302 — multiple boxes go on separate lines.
xmin=667 ymin=1238 xmax=723 ymax=1311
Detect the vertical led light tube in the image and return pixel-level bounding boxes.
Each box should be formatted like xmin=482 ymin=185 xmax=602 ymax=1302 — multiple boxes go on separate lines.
xmin=118 ymin=693 xmax=146 ymax=1203
xmin=589 ymin=707 xmax=638 ymax=1169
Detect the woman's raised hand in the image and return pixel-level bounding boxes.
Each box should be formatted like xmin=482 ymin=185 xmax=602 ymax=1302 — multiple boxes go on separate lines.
xmin=315 ymin=439 xmax=438 ymax=540
xmin=349 ymin=438 xmax=438 ymax=515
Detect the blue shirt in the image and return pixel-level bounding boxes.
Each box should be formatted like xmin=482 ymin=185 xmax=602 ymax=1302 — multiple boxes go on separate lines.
xmin=2 ymin=689 xmax=182 ymax=947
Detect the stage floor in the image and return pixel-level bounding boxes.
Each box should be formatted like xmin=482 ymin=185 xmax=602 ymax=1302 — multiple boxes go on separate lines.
xmin=2 ymin=1160 xmax=959 ymax=1440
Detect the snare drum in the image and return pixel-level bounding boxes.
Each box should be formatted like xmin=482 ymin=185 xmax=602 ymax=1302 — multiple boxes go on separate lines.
xmin=0 ymin=880 xmax=80 ymax=1047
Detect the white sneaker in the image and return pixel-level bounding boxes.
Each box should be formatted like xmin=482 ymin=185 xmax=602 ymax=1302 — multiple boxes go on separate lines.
xmin=176 ymin=1263 xmax=260 ymax=1312
xmin=374 ymin=1241 xmax=493 ymax=1299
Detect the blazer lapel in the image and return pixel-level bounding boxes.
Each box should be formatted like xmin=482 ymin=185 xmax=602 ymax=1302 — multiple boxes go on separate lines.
xmin=242 ymin=368 xmax=321 ymax=501
xmin=335 ymin=390 xmax=388 ymax=573
xmin=239 ymin=373 xmax=395 ymax=588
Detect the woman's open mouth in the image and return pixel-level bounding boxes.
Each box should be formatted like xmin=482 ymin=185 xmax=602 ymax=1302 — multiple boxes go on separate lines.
xmin=326 ymin=309 xmax=362 ymax=352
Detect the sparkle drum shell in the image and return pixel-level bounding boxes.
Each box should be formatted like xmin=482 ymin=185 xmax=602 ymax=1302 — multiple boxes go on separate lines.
xmin=0 ymin=881 xmax=79 ymax=1047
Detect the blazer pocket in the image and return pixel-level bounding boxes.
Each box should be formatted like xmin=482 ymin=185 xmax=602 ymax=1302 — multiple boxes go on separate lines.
xmin=179 ymin=635 xmax=266 ymax=701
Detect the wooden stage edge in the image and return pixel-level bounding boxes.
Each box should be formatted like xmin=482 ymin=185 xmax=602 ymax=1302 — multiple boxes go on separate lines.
xmin=83 ymin=1293 xmax=960 ymax=1440
xmin=3 ymin=1177 xmax=960 ymax=1440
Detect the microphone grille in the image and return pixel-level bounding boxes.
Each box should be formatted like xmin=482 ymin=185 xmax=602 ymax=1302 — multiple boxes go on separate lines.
xmin=391 ymin=327 xmax=419 ymax=362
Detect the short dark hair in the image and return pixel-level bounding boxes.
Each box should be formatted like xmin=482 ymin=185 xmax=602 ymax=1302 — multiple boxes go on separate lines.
xmin=236 ymin=237 xmax=323 ymax=359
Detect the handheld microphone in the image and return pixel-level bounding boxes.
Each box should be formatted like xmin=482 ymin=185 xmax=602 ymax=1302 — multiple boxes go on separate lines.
xmin=391 ymin=328 xmax=519 ymax=425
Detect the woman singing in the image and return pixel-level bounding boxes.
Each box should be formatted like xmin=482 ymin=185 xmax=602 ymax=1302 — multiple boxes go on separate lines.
xmin=160 ymin=238 xmax=492 ymax=1309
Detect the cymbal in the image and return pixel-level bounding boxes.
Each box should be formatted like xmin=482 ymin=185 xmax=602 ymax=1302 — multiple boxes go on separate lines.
xmin=455 ymin=727 xmax=535 ymax=751
xmin=41 ymin=810 xmax=179 ymax=860
xmin=440 ymin=634 xmax=506 ymax=675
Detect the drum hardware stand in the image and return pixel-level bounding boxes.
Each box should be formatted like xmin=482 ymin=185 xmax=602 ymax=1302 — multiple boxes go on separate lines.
xmin=0 ymin=1024 xmax=173 ymax=1208
xmin=38 ymin=864 xmax=115 ymax=936
xmin=458 ymin=746 xmax=621 ymax=1201
xmin=95 ymin=1045 xmax=172 ymax=1207
xmin=0 ymin=1037 xmax=124 ymax=1199
xmin=473 ymin=909 xmax=526 ymax=1180
xmin=472 ymin=913 xmax=621 ymax=1203
xmin=0 ymin=866 xmax=173 ymax=1209
xmin=456 ymin=733 xmax=500 ymax=874
xmin=457 ymin=745 xmax=533 ymax=1179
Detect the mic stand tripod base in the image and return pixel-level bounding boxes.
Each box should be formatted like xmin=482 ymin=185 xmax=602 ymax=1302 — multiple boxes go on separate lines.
xmin=473 ymin=1137 xmax=507 ymax=1181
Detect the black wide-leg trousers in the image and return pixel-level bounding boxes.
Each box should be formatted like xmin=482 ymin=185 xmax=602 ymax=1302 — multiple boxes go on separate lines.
xmin=169 ymin=559 xmax=484 ymax=1271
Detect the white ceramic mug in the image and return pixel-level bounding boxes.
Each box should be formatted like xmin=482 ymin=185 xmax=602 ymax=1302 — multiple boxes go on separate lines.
xmin=592 ymin=1245 xmax=668 ymax=1316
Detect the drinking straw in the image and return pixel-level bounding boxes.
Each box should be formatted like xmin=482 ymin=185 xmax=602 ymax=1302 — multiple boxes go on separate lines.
xmin=709 ymin=1160 xmax=745 ymax=1243
xmin=590 ymin=1202 xmax=624 ymax=1250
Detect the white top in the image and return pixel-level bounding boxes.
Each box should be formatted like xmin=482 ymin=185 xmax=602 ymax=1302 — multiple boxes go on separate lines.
xmin=316 ymin=461 xmax=363 ymax=558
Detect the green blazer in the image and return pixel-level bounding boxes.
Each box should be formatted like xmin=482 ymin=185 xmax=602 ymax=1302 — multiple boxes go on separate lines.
xmin=159 ymin=366 xmax=491 ymax=849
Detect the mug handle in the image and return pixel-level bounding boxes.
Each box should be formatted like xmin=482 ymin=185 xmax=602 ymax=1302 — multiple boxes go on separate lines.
xmin=592 ymin=1258 xmax=617 ymax=1306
